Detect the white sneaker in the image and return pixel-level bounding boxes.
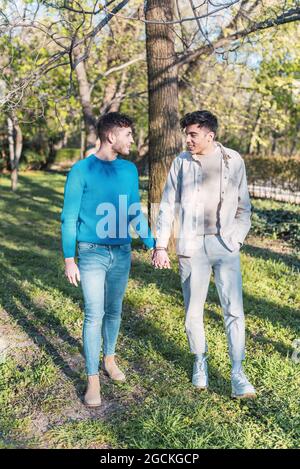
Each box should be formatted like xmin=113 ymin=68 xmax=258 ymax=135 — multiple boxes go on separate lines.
xmin=231 ymin=370 xmax=256 ymax=399
xmin=192 ymin=356 xmax=208 ymax=390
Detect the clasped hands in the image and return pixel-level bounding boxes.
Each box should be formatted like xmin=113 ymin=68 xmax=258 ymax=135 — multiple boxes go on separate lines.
xmin=151 ymin=247 xmax=171 ymax=269
xmin=65 ymin=247 xmax=171 ymax=287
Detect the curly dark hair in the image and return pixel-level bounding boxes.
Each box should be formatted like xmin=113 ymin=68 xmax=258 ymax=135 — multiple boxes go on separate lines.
xmin=96 ymin=112 xmax=134 ymax=142
xmin=180 ymin=110 xmax=218 ymax=136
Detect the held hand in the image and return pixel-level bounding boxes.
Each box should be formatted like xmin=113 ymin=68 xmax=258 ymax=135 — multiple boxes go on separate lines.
xmin=65 ymin=258 xmax=81 ymax=287
xmin=151 ymin=249 xmax=171 ymax=269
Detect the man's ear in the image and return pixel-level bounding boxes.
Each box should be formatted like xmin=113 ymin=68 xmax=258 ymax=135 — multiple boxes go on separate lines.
xmin=208 ymin=132 xmax=214 ymax=142
xmin=107 ymin=131 xmax=115 ymax=145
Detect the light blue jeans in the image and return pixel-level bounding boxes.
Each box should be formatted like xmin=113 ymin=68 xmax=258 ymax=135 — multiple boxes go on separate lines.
xmin=178 ymin=234 xmax=246 ymax=361
xmin=78 ymin=242 xmax=131 ymax=375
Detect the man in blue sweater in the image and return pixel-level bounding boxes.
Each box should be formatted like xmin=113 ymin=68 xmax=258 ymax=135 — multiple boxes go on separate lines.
xmin=61 ymin=113 xmax=155 ymax=407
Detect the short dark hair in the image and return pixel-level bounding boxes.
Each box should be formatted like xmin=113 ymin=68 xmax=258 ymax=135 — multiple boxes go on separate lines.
xmin=96 ymin=112 xmax=134 ymax=142
xmin=180 ymin=110 xmax=218 ymax=136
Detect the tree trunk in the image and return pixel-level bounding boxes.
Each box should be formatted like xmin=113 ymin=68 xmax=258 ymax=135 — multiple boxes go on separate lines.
xmin=8 ymin=115 xmax=23 ymax=191
xmin=108 ymin=70 xmax=128 ymax=113
xmin=145 ymin=0 xmax=182 ymax=245
xmin=99 ymin=70 xmax=128 ymax=114
xmin=271 ymin=134 xmax=277 ymax=155
xmin=44 ymin=132 xmax=67 ymax=169
xmin=248 ymin=104 xmax=262 ymax=155
xmin=290 ymin=120 xmax=300 ymax=156
xmin=73 ymin=47 xmax=97 ymax=149
xmin=80 ymin=121 xmax=86 ymax=160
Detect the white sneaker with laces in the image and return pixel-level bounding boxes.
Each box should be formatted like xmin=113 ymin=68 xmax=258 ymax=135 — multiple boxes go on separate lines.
xmin=192 ymin=356 xmax=208 ymax=390
xmin=231 ymin=370 xmax=256 ymax=399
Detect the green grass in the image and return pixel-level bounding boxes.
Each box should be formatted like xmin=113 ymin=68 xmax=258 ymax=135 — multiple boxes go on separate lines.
xmin=251 ymin=198 xmax=300 ymax=247
xmin=0 ymin=171 xmax=299 ymax=449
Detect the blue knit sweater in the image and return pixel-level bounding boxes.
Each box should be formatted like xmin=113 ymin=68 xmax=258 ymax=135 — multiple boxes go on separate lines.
xmin=61 ymin=155 xmax=155 ymax=258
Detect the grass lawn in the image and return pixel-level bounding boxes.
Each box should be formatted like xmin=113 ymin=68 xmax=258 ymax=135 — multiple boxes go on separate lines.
xmin=0 ymin=170 xmax=299 ymax=449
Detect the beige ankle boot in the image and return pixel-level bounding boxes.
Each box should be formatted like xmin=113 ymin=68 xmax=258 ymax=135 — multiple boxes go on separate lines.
xmin=103 ymin=356 xmax=126 ymax=383
xmin=83 ymin=374 xmax=101 ymax=407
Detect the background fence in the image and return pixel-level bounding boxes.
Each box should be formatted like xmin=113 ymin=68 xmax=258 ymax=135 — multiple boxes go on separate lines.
xmin=245 ymin=155 xmax=300 ymax=205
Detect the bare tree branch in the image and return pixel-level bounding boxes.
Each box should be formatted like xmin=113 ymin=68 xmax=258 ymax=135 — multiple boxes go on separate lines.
xmin=107 ymin=0 xmax=241 ymax=25
xmin=90 ymin=54 xmax=144 ymax=93
xmin=41 ymin=0 xmax=118 ymax=16
xmin=177 ymin=6 xmax=300 ymax=69
xmin=0 ymin=0 xmax=131 ymax=108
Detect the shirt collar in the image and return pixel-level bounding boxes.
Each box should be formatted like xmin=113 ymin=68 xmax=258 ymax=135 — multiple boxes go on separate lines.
xmin=190 ymin=143 xmax=219 ymax=162
xmin=190 ymin=142 xmax=231 ymax=167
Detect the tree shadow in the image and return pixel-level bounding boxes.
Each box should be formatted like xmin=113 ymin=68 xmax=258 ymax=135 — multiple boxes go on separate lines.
xmin=206 ymin=308 xmax=291 ymax=358
xmin=130 ymin=255 xmax=300 ymax=339
xmin=0 ymin=236 xmax=298 ymax=446
xmin=1 ymin=172 xmax=299 ymax=410
xmin=0 ymin=238 xmax=231 ymax=399
xmin=0 ymin=248 xmax=85 ymax=401
xmin=243 ymin=242 xmax=300 ymax=271
xmin=123 ymin=255 xmax=300 ymax=441
xmin=121 ymin=297 xmax=230 ymax=397
xmin=44 ymin=168 xmax=69 ymax=177
xmin=0 ymin=173 xmax=65 ymax=209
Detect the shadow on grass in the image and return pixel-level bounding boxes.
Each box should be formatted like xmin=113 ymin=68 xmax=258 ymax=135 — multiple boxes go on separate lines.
xmin=207 ymin=308 xmax=291 ymax=358
xmin=0 ymin=254 xmax=298 ymax=442
xmin=0 ymin=249 xmax=85 ymax=402
xmin=130 ymin=255 xmax=300 ymax=340
xmin=0 ymin=238 xmax=298 ymax=403
xmin=17 ymin=173 xmax=66 ymax=201
xmin=0 ymin=172 xmax=299 ymax=408
xmin=243 ymin=242 xmax=300 ymax=271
